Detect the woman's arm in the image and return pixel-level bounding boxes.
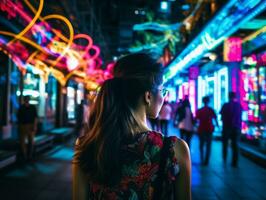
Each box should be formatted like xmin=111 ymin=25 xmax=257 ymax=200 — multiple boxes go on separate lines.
xmin=72 ymin=162 xmax=88 ymax=200
xmin=174 ymin=138 xmax=192 ymax=200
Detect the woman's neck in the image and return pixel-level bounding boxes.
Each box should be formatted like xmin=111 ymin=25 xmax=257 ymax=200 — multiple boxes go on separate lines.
xmin=131 ymin=106 xmax=150 ymax=133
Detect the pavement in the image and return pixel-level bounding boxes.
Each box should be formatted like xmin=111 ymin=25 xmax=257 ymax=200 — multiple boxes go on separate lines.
xmin=0 ymin=125 xmax=265 ymax=200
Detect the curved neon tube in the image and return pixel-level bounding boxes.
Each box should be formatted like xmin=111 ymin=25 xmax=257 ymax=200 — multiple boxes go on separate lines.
xmin=8 ymin=0 xmax=44 ymax=45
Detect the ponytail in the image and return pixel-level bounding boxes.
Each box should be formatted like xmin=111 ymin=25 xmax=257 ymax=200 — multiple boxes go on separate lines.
xmin=77 ymin=78 xmax=142 ymax=185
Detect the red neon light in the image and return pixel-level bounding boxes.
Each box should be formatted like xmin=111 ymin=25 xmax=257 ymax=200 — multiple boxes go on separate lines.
xmin=0 ymin=0 xmax=23 ymax=19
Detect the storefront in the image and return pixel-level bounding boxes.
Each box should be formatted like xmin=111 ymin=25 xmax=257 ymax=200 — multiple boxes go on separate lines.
xmin=66 ymin=80 xmax=85 ymax=124
xmin=240 ymin=53 xmax=266 ymax=153
xmin=177 ymin=80 xmax=197 ymax=115
xmin=0 ymin=52 xmax=10 ymax=139
xmin=43 ymin=75 xmax=57 ymax=131
xmin=196 ymin=63 xmax=230 ymax=137
xmin=0 ymin=55 xmax=57 ymax=139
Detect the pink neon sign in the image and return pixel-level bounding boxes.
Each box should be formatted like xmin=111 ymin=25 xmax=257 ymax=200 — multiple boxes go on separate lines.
xmin=224 ymin=37 xmax=242 ymax=62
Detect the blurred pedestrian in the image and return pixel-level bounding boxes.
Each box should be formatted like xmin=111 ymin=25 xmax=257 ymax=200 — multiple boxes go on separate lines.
xmin=159 ymin=101 xmax=172 ymax=136
xmin=220 ymin=92 xmax=242 ymax=167
xmin=73 ymin=53 xmax=191 ymax=200
xmin=196 ymin=96 xmax=218 ymax=165
xmin=174 ymin=99 xmax=183 ymax=127
xmin=75 ymin=99 xmax=90 ymax=137
xmin=178 ymin=99 xmax=194 ymax=148
xmin=17 ymin=95 xmax=38 ymax=161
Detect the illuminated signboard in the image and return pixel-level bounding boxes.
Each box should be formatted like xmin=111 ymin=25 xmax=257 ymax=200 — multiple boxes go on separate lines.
xmin=223 ymin=37 xmax=242 ymax=62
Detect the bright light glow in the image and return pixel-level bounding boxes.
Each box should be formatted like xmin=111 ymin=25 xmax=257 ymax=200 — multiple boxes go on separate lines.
xmin=29 ymin=100 xmax=39 ymax=105
xmin=197 ymin=67 xmax=228 ymax=114
xmin=160 ymin=1 xmax=168 ymax=11
xmin=214 ymin=72 xmax=219 ymax=112
xmin=167 ymin=87 xmax=177 ymax=102
xmin=240 ymin=19 xmax=266 ymax=29
xmin=197 ymin=76 xmax=203 ymax=108
xmin=16 ymin=89 xmax=40 ymax=98
xmin=217 ymin=67 xmax=229 ymax=111
xmin=189 ymin=80 xmax=196 ymax=115
xmin=243 ymin=54 xmax=257 ymax=65
xmin=207 ymin=76 xmax=215 ymax=109
xmin=182 ymin=5 xmax=190 ymax=10
xmin=67 ymin=55 xmax=79 ymax=71
xmin=209 ymin=53 xmax=217 ymax=61
xmin=133 ymin=22 xmax=180 ymax=32
xmin=178 ymin=85 xmax=183 ymax=100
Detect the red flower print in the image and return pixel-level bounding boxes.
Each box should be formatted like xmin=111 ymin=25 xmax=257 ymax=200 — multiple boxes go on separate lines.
xmin=147 ymin=132 xmax=163 ymax=148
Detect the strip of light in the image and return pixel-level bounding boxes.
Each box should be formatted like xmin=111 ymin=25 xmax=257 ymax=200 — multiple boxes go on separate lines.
xmin=242 ymin=26 xmax=266 ymax=42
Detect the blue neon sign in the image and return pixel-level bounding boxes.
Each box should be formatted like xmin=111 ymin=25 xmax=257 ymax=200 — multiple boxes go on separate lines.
xmin=164 ymin=0 xmax=266 ymax=83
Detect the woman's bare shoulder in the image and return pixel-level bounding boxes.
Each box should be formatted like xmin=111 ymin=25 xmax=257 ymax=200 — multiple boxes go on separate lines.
xmin=172 ymin=137 xmax=190 ymax=162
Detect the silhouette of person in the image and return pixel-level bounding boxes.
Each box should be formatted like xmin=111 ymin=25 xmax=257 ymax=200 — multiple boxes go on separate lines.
xmin=159 ymin=101 xmax=172 ymax=136
xmin=75 ymin=99 xmax=90 ymax=137
xmin=178 ymin=99 xmax=194 ymax=148
xmin=196 ymin=96 xmax=218 ymax=165
xmin=17 ymin=95 xmax=38 ymax=161
xmin=220 ymin=92 xmax=242 ymax=167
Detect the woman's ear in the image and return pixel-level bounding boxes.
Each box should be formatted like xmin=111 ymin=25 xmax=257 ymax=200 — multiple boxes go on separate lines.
xmin=144 ymin=91 xmax=152 ymax=106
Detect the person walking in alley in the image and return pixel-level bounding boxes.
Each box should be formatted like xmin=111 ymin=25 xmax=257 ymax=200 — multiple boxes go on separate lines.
xmin=196 ymin=96 xmax=219 ymax=165
xmin=73 ymin=53 xmax=191 ymax=200
xmin=75 ymin=99 xmax=90 ymax=137
xmin=159 ymin=101 xmax=172 ymax=136
xmin=178 ymin=98 xmax=194 ymax=148
xmin=17 ymin=95 xmax=38 ymax=161
xmin=220 ymin=92 xmax=242 ymax=167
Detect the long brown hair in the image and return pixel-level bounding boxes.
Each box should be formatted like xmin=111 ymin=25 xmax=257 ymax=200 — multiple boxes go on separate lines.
xmin=75 ymin=53 xmax=164 ymax=185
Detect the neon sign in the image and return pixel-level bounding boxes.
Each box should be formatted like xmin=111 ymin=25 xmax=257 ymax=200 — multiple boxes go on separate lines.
xmin=223 ymin=37 xmax=242 ymax=62
xmin=164 ymin=0 xmax=266 ymax=83
xmin=0 ymin=0 xmax=112 ymax=90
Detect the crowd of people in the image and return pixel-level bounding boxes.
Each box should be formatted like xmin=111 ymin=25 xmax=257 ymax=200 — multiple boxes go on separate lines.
xmin=148 ymin=91 xmax=242 ymax=168
xmin=150 ymin=92 xmax=242 ymax=167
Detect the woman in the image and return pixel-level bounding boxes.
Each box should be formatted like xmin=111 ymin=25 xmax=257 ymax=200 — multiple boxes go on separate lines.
xmin=178 ymin=99 xmax=194 ymax=148
xmin=73 ymin=53 xmax=191 ymax=199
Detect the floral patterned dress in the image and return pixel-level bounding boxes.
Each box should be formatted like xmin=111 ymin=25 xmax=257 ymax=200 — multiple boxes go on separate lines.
xmin=86 ymin=131 xmax=179 ymax=200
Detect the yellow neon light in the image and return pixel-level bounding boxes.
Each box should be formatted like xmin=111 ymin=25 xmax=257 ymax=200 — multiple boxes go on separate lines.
xmin=242 ymin=26 xmax=266 ymax=43
xmin=24 ymin=0 xmax=70 ymax=43
xmin=49 ymin=67 xmax=66 ymax=85
xmin=42 ymin=14 xmax=74 ymax=69
xmin=8 ymin=0 xmax=44 ymax=45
